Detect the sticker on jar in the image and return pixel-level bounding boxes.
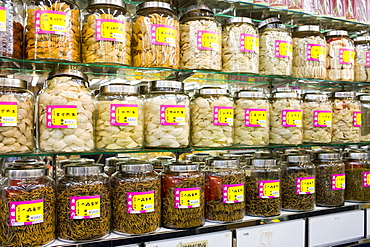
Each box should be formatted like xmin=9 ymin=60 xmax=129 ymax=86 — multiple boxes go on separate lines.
xmin=70 ymin=195 xmax=100 ymax=219
xmin=366 ymin=52 xmax=370 ymax=67
xmin=150 ymin=24 xmax=176 ymax=46
xmin=110 ymin=104 xmax=138 ymax=126
xmin=362 ymin=172 xmax=370 ymax=187
xmin=353 ymin=111 xmax=362 ymax=127
xmin=95 ymin=19 xmax=125 ymax=42
xmin=197 ymin=30 xmax=221 ymax=51
xmin=240 ymin=34 xmax=259 ymax=53
xmin=160 ymin=105 xmax=186 ymax=125
xmin=282 ymin=109 xmax=302 ymax=127
xmin=222 ymin=184 xmax=244 ymax=204
xmin=275 ymin=40 xmax=292 ymax=58
xmin=245 ymin=108 xmax=267 ymax=127
xmin=127 ymin=191 xmax=155 ymax=214
xmin=339 ymin=48 xmax=355 ymax=65
xmin=331 ymin=174 xmax=345 ymax=190
xmin=214 ymin=106 xmax=233 ymax=126
xmin=9 ymin=199 xmax=44 ymax=226
xmin=307 ymin=44 xmax=326 ymax=61
xmin=296 ymin=177 xmax=315 ymax=194
xmin=35 ymin=10 xmax=66 ymax=35
xmin=46 ymin=105 xmax=77 ymax=129
xmin=0 ymin=7 xmax=6 ymax=32
xmin=313 ymin=110 xmax=332 ymax=127
xmin=0 ymin=102 xmax=17 ymax=126
xmin=258 ymin=180 xmax=280 ymax=198
xmin=174 ymin=187 xmax=200 ymax=209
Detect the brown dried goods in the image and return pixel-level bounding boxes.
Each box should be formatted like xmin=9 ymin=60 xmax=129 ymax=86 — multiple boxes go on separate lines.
xmin=316 ymin=163 xmax=345 ymax=206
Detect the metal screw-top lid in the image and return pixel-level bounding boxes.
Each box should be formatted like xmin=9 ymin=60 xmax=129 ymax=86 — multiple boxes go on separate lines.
xmin=0 ymin=78 xmax=27 ymax=89
xmin=293 ymin=25 xmax=320 ymax=33
xmin=236 ymin=90 xmax=266 ymax=99
xmin=258 ymin=17 xmax=282 ymax=29
xmin=354 ymin=36 xmax=370 ymax=42
xmin=117 ymin=161 xmax=153 ymax=172
xmin=251 ymin=158 xmax=276 ymax=167
xmin=287 ymin=155 xmax=311 ymax=163
xmin=88 ymin=0 xmax=125 ymax=8
xmin=106 ymin=156 xmax=133 ymax=167
xmin=6 ymin=166 xmax=48 ymax=178
xmin=206 ymin=157 xmax=239 ymax=167
xmin=253 ymin=150 xmax=271 ymax=158
xmin=303 ymin=93 xmax=329 ymax=101
xmin=150 ymin=80 xmax=183 ymax=92
xmin=166 ymin=163 xmax=200 ymax=172
xmin=272 ymin=91 xmax=299 ymax=99
xmin=137 ymin=1 xmax=174 ymax=12
xmin=198 ymin=87 xmax=228 ymax=95
xmin=100 ymin=83 xmax=138 ymax=94
xmin=59 ymin=158 xmax=95 ymax=168
xmin=343 ymin=151 xmax=370 ymax=160
xmin=315 ymin=152 xmax=341 ymax=160
xmin=358 ymin=94 xmax=370 ymax=102
xmin=64 ymin=163 xmax=104 ymax=176
xmin=47 ymin=69 xmax=88 ymax=81
xmin=325 ymin=30 xmax=349 ymax=37
xmin=225 ymin=17 xmax=254 ymax=25
xmin=181 ymin=4 xmax=213 ymax=17
xmin=191 ymin=153 xmax=212 ymax=162
xmin=6 ymin=159 xmax=46 ymax=169
xmin=332 ymin=91 xmax=356 ymax=98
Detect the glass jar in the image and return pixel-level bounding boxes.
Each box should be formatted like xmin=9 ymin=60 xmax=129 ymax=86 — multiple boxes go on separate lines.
xmin=222 ymin=17 xmax=259 ymax=73
xmin=150 ymin=156 xmax=175 ymax=173
xmin=161 ymin=163 xmax=205 ymax=229
xmin=354 ymin=36 xmax=370 ymax=82
xmin=359 ymin=94 xmax=370 ymax=141
xmin=302 ymin=93 xmax=332 ymax=143
xmin=81 ymin=0 xmax=131 ymax=65
xmin=205 ymin=157 xmax=245 ymax=222
xmin=105 ymin=155 xmax=133 ymax=176
xmin=326 ymin=30 xmax=355 ymax=81
xmin=25 ymin=0 xmax=80 ymax=62
xmin=234 ymin=90 xmax=269 ymax=146
xmin=281 ymin=154 xmax=315 ymax=211
xmin=37 ymin=69 xmax=94 ymax=152
xmin=258 ymin=17 xmax=292 ymax=76
xmin=313 ymin=152 xmax=345 ymax=207
xmin=191 ymin=87 xmax=234 ymax=147
xmin=144 ymin=81 xmax=189 ymax=148
xmin=95 ymin=83 xmax=143 ymax=150
xmin=331 ymin=92 xmax=361 ymax=143
xmin=0 ymin=163 xmax=55 ymax=246
xmin=57 ymin=163 xmax=110 ymax=242
xmin=245 ymin=158 xmax=281 ymax=217
xmin=111 ymin=161 xmax=160 ymax=235
xmin=292 ymin=25 xmax=326 ymax=79
xmin=58 ymin=157 xmax=95 ymax=177
xmin=191 ymin=152 xmax=212 ymax=169
xmin=0 ymin=78 xmax=34 ymax=153
xmin=343 ymin=151 xmax=370 ymax=202
xmin=179 ymin=4 xmax=221 ymax=70
xmin=270 ymin=91 xmax=302 ymax=144
xmin=132 ymin=1 xmax=179 ymax=69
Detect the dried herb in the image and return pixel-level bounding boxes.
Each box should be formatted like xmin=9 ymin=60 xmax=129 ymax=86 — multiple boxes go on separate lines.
xmin=0 ymin=186 xmax=55 ymax=247
xmin=345 ymin=163 xmax=370 ymax=202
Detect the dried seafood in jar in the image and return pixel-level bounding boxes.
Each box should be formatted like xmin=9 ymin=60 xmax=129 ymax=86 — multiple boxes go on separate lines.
xmin=359 ymin=94 xmax=370 ymax=142
xmin=354 ymin=36 xmax=370 ymax=82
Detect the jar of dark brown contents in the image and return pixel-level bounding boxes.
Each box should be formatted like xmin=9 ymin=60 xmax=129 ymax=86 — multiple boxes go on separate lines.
xmin=245 ymin=158 xmax=281 ymax=217
xmin=111 ymin=161 xmax=160 ymax=235
xmin=205 ymin=157 xmax=245 ymax=222
xmin=281 ymin=154 xmax=315 ymax=211
xmin=314 ymin=152 xmax=345 ymax=207
xmin=57 ymin=163 xmax=110 ymax=242
xmin=344 ymin=151 xmax=370 ymax=202
xmin=161 ymin=163 xmax=205 ymax=229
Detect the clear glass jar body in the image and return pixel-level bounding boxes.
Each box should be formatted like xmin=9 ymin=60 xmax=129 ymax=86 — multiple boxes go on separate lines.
xmin=302 ymin=97 xmax=332 ymax=143
xmin=95 ymin=92 xmax=143 ymax=150
xmin=57 ymin=173 xmax=110 ymax=241
xmin=81 ymin=3 xmax=131 ymax=65
xmin=205 ymin=165 xmax=245 ymax=222
xmin=344 ymin=158 xmax=370 ymax=202
xmin=259 ymin=25 xmax=292 ymax=76
xmin=0 ymin=86 xmax=34 ymax=153
xmin=234 ymin=96 xmax=269 ymax=145
xmin=270 ymin=97 xmax=302 ymax=144
xmin=360 ymin=100 xmax=370 ymax=141
xmin=191 ymin=94 xmax=234 ymax=147
xmin=326 ymin=35 xmax=355 ymax=81
xmin=180 ymin=12 xmax=221 ymax=70
xmin=292 ymin=31 xmax=326 ymax=79
xmin=222 ymin=21 xmax=259 ymax=73
xmin=144 ymin=91 xmax=190 ymax=148
xmin=38 ymin=76 xmax=95 ymax=152
xmin=281 ymin=161 xmax=315 ymax=211
xmin=161 ymin=170 xmax=205 ymax=229
xmin=25 ymin=0 xmax=80 ymax=62
xmin=132 ymin=7 xmax=179 ymax=69
xmin=0 ymin=0 xmax=24 ymax=59
xmin=354 ymin=40 xmax=370 ymax=82
xmin=0 ymin=171 xmax=55 ymax=246
xmin=332 ymin=96 xmax=361 ymax=143
xmin=111 ymin=170 xmax=160 ymax=235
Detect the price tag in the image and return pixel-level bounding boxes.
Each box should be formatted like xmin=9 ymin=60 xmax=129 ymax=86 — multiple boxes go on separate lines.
xmin=127 ymin=191 xmax=155 ymax=214
xmin=197 ymin=30 xmax=221 ymax=51
xmin=245 ymin=108 xmax=267 ymax=127
xmin=240 ymin=34 xmax=259 ymax=53
xmin=222 ymin=184 xmax=244 ymax=204
xmin=150 ymin=24 xmax=176 ymax=46
xmin=313 ymin=110 xmax=332 ymax=127
xmin=258 ymin=180 xmax=280 ymax=198
xmin=70 ymin=195 xmax=101 ymax=219
xmin=0 ymin=7 xmax=6 ymax=32
xmin=331 ymin=174 xmax=345 ymax=190
xmin=307 ymin=44 xmax=326 ymax=61
xmin=339 ymin=48 xmax=355 ymax=65
xmin=110 ymin=104 xmax=138 ymax=126
xmin=182 ymin=240 xmax=209 ymax=247
xmin=0 ymin=102 xmax=17 ymax=126
xmin=174 ymin=187 xmax=200 ymax=209
xmin=214 ymin=106 xmax=233 ymax=126
xmin=95 ymin=19 xmax=125 ymax=42
xmin=282 ymin=109 xmax=302 ymax=127
xmin=35 ymin=10 xmax=66 ymax=35
xmin=353 ymin=111 xmax=362 ymax=127
xmin=366 ymin=52 xmax=370 ymax=67
xmin=296 ymin=177 xmax=315 ymax=194
xmin=275 ymin=40 xmax=292 ymax=58
xmin=362 ymin=172 xmax=370 ymax=187
xmin=46 ymin=105 xmax=77 ymax=128
xmin=9 ymin=199 xmax=44 ymax=226
xmin=160 ymin=105 xmax=186 ymax=125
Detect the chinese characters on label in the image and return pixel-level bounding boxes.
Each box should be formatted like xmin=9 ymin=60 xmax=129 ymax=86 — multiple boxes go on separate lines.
xmin=366 ymin=52 xmax=370 ymax=67
xmin=245 ymin=109 xmax=267 ymax=127
xmin=296 ymin=177 xmax=315 ymax=194
xmin=151 ymin=24 xmax=176 ymax=46
xmin=331 ymin=174 xmax=345 ymax=190
xmin=258 ymin=180 xmax=280 ymax=198
xmin=110 ymin=104 xmax=138 ymax=126
xmin=70 ymin=195 xmax=101 ymax=219
xmin=95 ymin=19 xmax=125 ymax=42
xmin=275 ymin=40 xmax=292 ymax=58
xmin=222 ymin=184 xmax=244 ymax=204
xmin=160 ymin=105 xmax=186 ymax=125
xmin=0 ymin=7 xmax=6 ymax=32
xmin=197 ymin=30 xmax=220 ymax=51
xmin=0 ymin=102 xmax=17 ymax=126
xmin=9 ymin=199 xmax=44 ymax=226
xmin=35 ymin=10 xmax=66 ymax=35
xmin=307 ymin=44 xmax=326 ymax=61
xmin=240 ymin=34 xmax=259 ymax=53
xmin=127 ymin=191 xmax=155 ymax=214
xmin=363 ymin=172 xmax=370 ymax=187
xmin=353 ymin=111 xmax=362 ymax=127
xmin=213 ymin=106 xmax=233 ymax=126
xmin=313 ymin=110 xmax=332 ymax=127
xmin=174 ymin=187 xmax=201 ymax=209
xmin=339 ymin=48 xmax=355 ymax=65
xmin=282 ymin=109 xmax=302 ymax=127
xmin=46 ymin=105 xmax=77 ymax=128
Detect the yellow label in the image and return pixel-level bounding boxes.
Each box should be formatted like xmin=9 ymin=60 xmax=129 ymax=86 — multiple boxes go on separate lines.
xmin=201 ymin=32 xmax=220 ymax=50
xmin=156 ymin=26 xmax=176 ymax=44
xmin=0 ymin=8 xmax=6 ymax=31
xmin=227 ymin=185 xmax=244 ymax=202
xmin=132 ymin=192 xmax=155 ymax=212
xmin=101 ymin=21 xmax=125 ymax=40
xmin=300 ymin=179 xmax=315 ymax=193
xmin=279 ymin=42 xmax=292 ymax=57
xmin=310 ymin=45 xmax=326 ymax=60
xmin=249 ymin=110 xmax=267 ymax=126
xmin=16 ymin=201 xmax=44 ymax=223
xmin=165 ymin=107 xmax=185 ymax=124
xmin=263 ymin=182 xmax=280 ymax=197
xmin=356 ymin=113 xmax=362 ymax=126
xmin=75 ymin=198 xmax=100 ymax=217
xmin=317 ymin=112 xmax=332 ymax=126
xmin=115 ymin=106 xmax=138 ymax=125
xmin=218 ymin=108 xmax=234 ymax=124
xmin=244 ymin=36 xmax=259 ymax=52
xmin=335 ymin=175 xmax=345 ymax=189
xmin=52 ymin=107 xmax=77 ymax=127
xmin=286 ymin=111 xmax=302 ymax=126
xmin=39 ymin=12 xmax=66 ymax=33
xmin=180 ymin=189 xmax=200 ymax=207
xmin=0 ymin=102 xmax=17 ymax=126
xmin=342 ymin=50 xmax=355 ymax=64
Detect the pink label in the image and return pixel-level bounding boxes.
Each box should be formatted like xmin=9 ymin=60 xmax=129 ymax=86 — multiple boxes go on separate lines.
xmin=95 ymin=19 xmax=125 ymax=42
xmin=307 ymin=44 xmax=326 ymax=61
xmin=240 ymin=34 xmax=258 ymax=53
xmin=160 ymin=105 xmax=186 ymax=126
xmin=258 ymin=180 xmax=280 ymax=198
xmin=339 ymin=48 xmax=355 ymax=64
xmin=222 ymin=183 xmax=244 ymax=204
xmin=282 ymin=109 xmax=302 ymax=127
xmin=331 ymin=174 xmax=345 ymax=190
xmin=313 ymin=110 xmax=332 ymax=127
xmin=244 ymin=108 xmax=267 ymax=127
xmin=46 ymin=105 xmax=77 ymax=129
xmin=213 ymin=106 xmax=233 ymax=126
xmin=362 ymin=172 xmax=370 ymax=187
xmin=0 ymin=101 xmax=17 ymax=126
xmin=366 ymin=52 xmax=370 ymax=67
xmin=197 ymin=30 xmax=220 ymax=51
xmin=275 ymin=40 xmax=292 ymax=58
xmin=70 ymin=195 xmax=100 ymax=219
xmin=9 ymin=199 xmax=44 ymax=226
xmin=296 ymin=177 xmax=315 ymax=194
xmin=35 ymin=10 xmax=66 ymax=35
xmin=174 ymin=187 xmax=201 ymax=209
xmin=127 ymin=191 xmax=155 ymax=214
xmin=353 ymin=111 xmax=362 ymax=127
xmin=110 ymin=104 xmax=138 ymax=126
xmin=150 ymin=24 xmax=176 ymax=46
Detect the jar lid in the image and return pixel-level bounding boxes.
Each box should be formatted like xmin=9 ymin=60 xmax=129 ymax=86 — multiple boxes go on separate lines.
xmin=0 ymin=78 xmax=27 ymax=89
xmin=117 ymin=161 xmax=153 ymax=172
xmin=64 ymin=163 xmax=104 ymax=176
xmin=6 ymin=160 xmax=46 ymax=169
xmin=303 ymin=93 xmax=329 ymax=101
xmin=326 ymin=30 xmax=349 ymax=37
xmin=251 ymin=158 xmax=276 ymax=166
xmin=6 ymin=166 xmax=48 ymax=178
xmin=287 ymin=155 xmax=311 ymax=163
xmin=293 ymin=25 xmax=320 ymax=33
xmin=236 ymin=90 xmax=265 ymax=98
xmin=258 ymin=17 xmax=282 ymax=29
xmin=272 ymin=91 xmax=299 ymax=99
xmin=315 ymin=152 xmax=340 ymax=160
xmin=253 ymin=150 xmax=271 ymax=158
xmin=48 ymin=69 xmax=88 ymax=81
xmin=167 ymin=163 xmax=199 ymax=172
xmin=198 ymin=87 xmax=228 ymax=95
xmin=181 ymin=4 xmax=213 ymax=17
xmin=332 ymin=91 xmax=356 ymax=98
xmin=354 ymin=36 xmax=370 ymax=42
xmin=225 ymin=17 xmax=254 ymax=25
xmin=100 ymin=83 xmax=138 ymax=94
xmin=88 ymin=0 xmax=125 ymax=8
xmin=150 ymin=80 xmax=183 ymax=92
xmin=206 ymin=157 xmax=239 ymax=167
xmin=59 ymin=158 xmax=95 ymax=167
xmin=137 ymin=1 xmax=174 ymax=12
xmin=358 ymin=94 xmax=370 ymax=102
xmin=343 ymin=151 xmax=370 ymax=160
xmin=191 ymin=153 xmax=212 ymax=162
